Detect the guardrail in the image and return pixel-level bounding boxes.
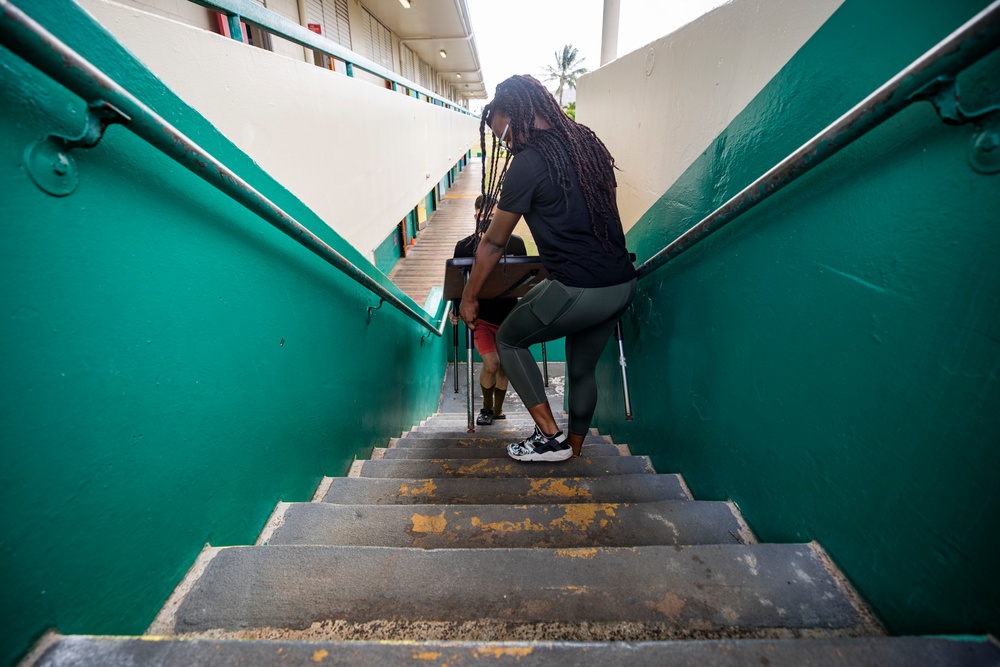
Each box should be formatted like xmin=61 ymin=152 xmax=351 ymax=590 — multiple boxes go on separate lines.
xmin=0 ymin=0 xmax=448 ymax=335
xmin=635 ymin=0 xmax=1000 ymax=279
xmin=189 ymin=0 xmax=474 ymax=115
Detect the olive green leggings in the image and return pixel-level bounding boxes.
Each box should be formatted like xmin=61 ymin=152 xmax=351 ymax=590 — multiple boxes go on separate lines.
xmin=496 ymin=278 xmax=636 ymax=435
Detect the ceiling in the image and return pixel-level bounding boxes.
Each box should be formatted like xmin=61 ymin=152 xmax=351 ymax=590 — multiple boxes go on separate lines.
xmin=360 ymin=0 xmax=486 ymax=98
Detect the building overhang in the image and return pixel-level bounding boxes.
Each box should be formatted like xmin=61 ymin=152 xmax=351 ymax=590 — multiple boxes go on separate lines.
xmin=360 ymin=0 xmax=487 ymax=99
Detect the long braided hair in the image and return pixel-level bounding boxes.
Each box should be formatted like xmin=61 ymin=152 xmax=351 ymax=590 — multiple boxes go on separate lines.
xmin=479 ymin=75 xmax=621 ymax=252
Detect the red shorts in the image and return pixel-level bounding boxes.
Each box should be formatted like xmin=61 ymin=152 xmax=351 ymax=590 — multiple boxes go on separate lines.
xmin=473 ymin=319 xmax=500 ymax=356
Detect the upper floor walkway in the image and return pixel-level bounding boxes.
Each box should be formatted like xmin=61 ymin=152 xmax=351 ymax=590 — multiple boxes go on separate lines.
xmin=389 ymin=157 xmax=483 ymax=306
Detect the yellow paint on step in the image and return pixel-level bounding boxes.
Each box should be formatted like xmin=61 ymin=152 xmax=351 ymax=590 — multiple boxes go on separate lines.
xmin=410 ymin=512 xmax=448 ymax=533
xmin=399 ymin=480 xmax=437 ymax=497
xmin=555 ymin=548 xmax=599 ymax=559
xmin=475 ymin=646 xmax=534 ymax=658
xmin=412 ymin=651 xmax=442 ymax=660
xmin=527 ymin=478 xmax=591 ymax=500
xmin=470 ymin=516 xmax=542 ymax=533
xmin=455 ymin=459 xmax=503 ymax=475
xmin=549 ymin=503 xmax=619 ymax=531
xmin=312 ymin=648 xmax=329 ymax=662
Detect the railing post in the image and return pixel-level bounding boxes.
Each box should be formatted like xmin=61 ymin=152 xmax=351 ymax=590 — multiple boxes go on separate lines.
xmin=541 ymin=341 xmax=549 ymax=387
xmin=615 ymin=320 xmax=633 ymax=421
xmin=226 ymin=14 xmax=244 ymax=42
xmin=453 ymin=314 xmax=459 ymax=393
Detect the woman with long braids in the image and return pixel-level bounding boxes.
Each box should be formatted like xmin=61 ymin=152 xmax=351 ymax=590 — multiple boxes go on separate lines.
xmin=460 ymin=75 xmax=636 ymax=462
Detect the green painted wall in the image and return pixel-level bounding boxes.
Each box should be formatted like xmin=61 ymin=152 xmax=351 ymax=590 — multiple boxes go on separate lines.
xmin=0 ymin=3 xmax=447 ymax=663
xmin=593 ymin=0 xmax=999 ymax=636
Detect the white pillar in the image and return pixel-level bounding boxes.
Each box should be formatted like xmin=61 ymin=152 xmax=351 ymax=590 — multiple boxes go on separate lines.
xmin=601 ymin=0 xmax=621 ymax=66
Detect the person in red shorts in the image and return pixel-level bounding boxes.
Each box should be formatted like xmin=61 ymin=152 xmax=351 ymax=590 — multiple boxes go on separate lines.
xmin=450 ymin=194 xmax=527 ymax=425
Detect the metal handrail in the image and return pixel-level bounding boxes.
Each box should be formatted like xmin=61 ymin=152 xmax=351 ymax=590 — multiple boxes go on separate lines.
xmin=636 ymin=0 xmax=1000 ymax=279
xmin=0 ymin=0 xmax=446 ymax=335
xmin=188 ymin=0 xmax=474 ymax=115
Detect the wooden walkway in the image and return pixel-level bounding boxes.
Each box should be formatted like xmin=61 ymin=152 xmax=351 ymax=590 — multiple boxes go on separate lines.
xmin=388 ymin=160 xmax=482 ymax=306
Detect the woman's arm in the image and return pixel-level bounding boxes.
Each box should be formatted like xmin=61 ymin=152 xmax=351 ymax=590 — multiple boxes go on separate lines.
xmin=459 ymin=208 xmax=522 ymax=329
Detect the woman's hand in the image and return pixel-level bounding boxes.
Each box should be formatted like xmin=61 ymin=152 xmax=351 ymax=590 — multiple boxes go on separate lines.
xmin=459 ymin=297 xmax=479 ymax=330
xmin=449 ymin=311 xmax=459 ymax=326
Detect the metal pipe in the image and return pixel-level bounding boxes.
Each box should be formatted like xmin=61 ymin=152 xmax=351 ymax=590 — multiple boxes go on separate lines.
xmin=466 ymin=326 xmax=474 ymax=433
xmin=462 ymin=270 xmax=475 ymax=432
xmin=615 ymin=320 xmax=633 ymax=420
xmin=541 ymin=341 xmax=549 ymax=387
xmin=453 ymin=316 xmax=459 ymax=393
xmin=636 ymin=0 xmax=1000 ymax=280
xmin=0 ymin=0 xmax=445 ymax=335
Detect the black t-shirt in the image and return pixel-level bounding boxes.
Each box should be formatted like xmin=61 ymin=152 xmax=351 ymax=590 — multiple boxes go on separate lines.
xmin=453 ymin=233 xmax=527 ymax=325
xmin=498 ymin=140 xmax=635 ymax=288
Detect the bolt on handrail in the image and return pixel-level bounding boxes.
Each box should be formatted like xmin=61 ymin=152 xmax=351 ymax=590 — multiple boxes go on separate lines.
xmin=188 ymin=0 xmax=474 ymax=115
xmin=635 ymin=0 xmax=1000 ymax=280
xmin=0 ymin=0 xmax=446 ymax=335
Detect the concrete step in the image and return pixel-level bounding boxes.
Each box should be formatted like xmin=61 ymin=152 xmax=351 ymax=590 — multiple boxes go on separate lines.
xmin=392 ymin=429 xmax=611 ymax=446
xmin=31 ymin=635 xmax=1000 ymax=667
xmin=421 ymin=415 xmax=544 ymax=424
xmin=405 ymin=426 xmax=561 ymax=438
xmin=355 ymin=456 xmax=655 ymax=479
xmin=320 ymin=475 xmax=692 ymax=505
xmin=378 ymin=444 xmax=623 ymax=460
xmin=266 ymin=500 xmax=748 ymax=549
xmin=161 ymin=543 xmax=877 ymax=641
xmin=398 ymin=432 xmax=611 ymax=443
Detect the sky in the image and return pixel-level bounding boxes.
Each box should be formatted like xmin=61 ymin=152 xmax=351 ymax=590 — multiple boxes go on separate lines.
xmin=465 ymin=0 xmax=730 ymax=111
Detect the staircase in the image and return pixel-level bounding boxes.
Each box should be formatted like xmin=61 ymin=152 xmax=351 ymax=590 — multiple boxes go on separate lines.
xmin=25 ymin=365 xmax=999 ymax=665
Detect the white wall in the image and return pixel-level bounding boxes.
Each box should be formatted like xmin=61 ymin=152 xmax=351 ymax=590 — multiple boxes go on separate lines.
xmin=78 ymin=0 xmax=479 ymax=260
xmin=577 ymin=0 xmax=843 ymax=234
xmin=98 ymin=0 xmax=214 ymax=29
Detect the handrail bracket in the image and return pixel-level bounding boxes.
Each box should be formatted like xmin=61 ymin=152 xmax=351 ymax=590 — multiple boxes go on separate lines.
xmin=913 ymin=75 xmax=1000 ymax=175
xmin=24 ymin=100 xmax=131 ymax=196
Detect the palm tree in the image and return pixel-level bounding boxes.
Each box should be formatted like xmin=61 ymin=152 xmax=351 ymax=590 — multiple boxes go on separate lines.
xmin=543 ymin=44 xmax=588 ymax=107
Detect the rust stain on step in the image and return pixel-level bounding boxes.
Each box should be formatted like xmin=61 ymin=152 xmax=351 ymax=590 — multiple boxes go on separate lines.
xmin=648 ymin=591 xmax=686 ymax=620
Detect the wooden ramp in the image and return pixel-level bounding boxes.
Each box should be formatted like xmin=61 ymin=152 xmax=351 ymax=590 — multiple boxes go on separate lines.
xmin=389 ymin=159 xmax=482 ymax=306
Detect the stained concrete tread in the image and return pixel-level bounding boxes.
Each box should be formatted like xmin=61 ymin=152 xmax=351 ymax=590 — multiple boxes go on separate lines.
xmin=398 ymin=431 xmax=608 ymax=442
xmin=402 ymin=431 xmax=575 ymax=441
xmin=31 ymin=636 xmax=1000 ymax=667
xmin=320 ymin=475 xmax=692 ymax=505
xmin=357 ymin=456 xmax=655 ymax=479
xmin=267 ymin=500 xmax=744 ymax=549
xmin=379 ymin=444 xmax=622 ymax=459
xmin=392 ymin=434 xmax=611 ymax=446
xmin=169 ymin=543 xmax=872 ymax=640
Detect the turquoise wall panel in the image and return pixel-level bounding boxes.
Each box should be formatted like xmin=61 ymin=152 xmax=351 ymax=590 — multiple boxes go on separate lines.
xmin=374 ymin=225 xmax=402 ymax=274
xmin=0 ymin=3 xmax=446 ymax=662
xmin=593 ymin=0 xmax=999 ymax=636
